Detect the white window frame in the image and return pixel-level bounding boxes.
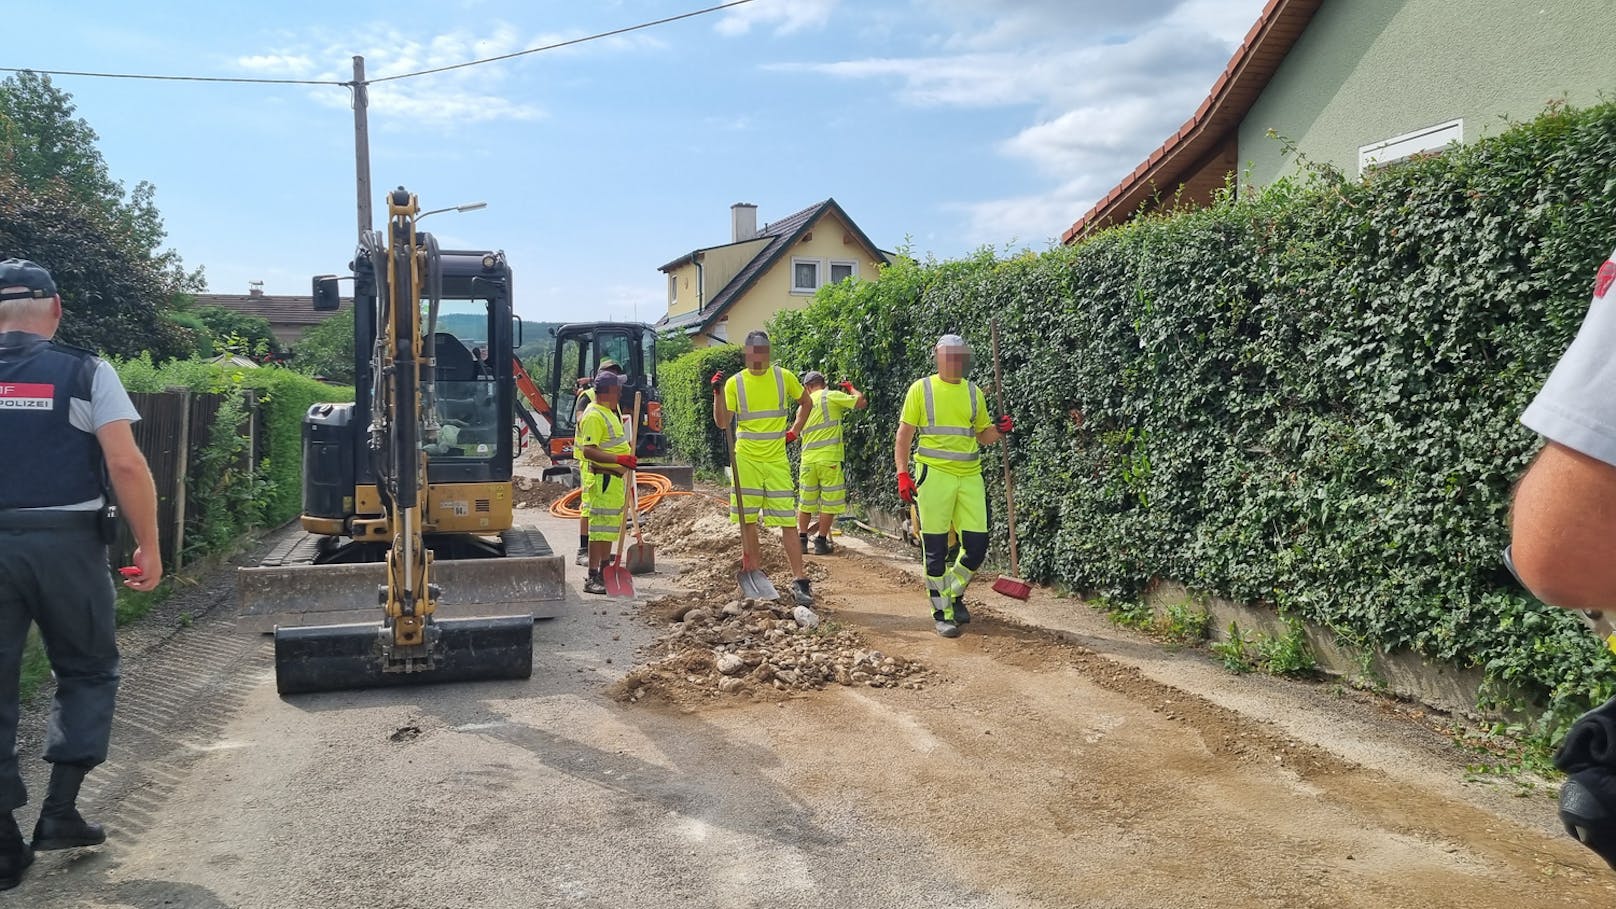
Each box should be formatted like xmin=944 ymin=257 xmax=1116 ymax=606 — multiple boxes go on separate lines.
xmin=1358 ymin=119 xmax=1463 ymax=175
xmin=829 ymin=260 xmax=858 ymax=285
xmin=791 ymin=257 xmax=823 ymax=294
xmin=668 ymin=273 xmax=678 ymax=306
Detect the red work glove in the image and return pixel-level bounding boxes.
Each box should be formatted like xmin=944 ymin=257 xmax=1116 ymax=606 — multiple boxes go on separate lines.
xmin=614 ymin=454 xmax=638 ymax=470
xmin=785 ymin=429 xmax=798 ymax=443
xmin=996 ymin=414 xmax=1014 ymax=434
xmin=838 ymin=380 xmax=854 ymax=393
xmin=710 ymin=370 xmax=725 ymax=392
xmin=897 ymin=471 xmax=917 ymax=503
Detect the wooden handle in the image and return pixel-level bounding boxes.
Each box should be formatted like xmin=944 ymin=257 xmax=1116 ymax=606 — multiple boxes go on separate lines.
xmin=991 ymin=320 xmax=1020 ymax=576
xmin=614 ymin=393 xmax=643 ymax=563
xmin=628 ymin=392 xmax=645 ymax=544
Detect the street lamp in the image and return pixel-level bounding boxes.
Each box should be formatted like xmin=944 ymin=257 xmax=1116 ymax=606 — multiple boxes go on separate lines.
xmin=418 ymin=201 xmax=488 ymax=220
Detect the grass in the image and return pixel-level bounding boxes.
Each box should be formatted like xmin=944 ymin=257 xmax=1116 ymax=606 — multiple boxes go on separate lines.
xmin=1094 ymin=597 xmax=1212 ymax=649
xmin=19 ymin=580 xmax=174 ymax=701
xmin=1210 ymin=619 xmax=1318 ymax=677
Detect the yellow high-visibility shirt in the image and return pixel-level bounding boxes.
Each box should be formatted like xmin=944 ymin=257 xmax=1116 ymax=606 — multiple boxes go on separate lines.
xmin=578 ymin=402 xmax=630 ymax=473
xmin=900 ymin=374 xmax=990 ymax=477
xmin=800 ymin=388 xmax=857 ymax=465
xmin=724 ymin=366 xmax=804 ymax=463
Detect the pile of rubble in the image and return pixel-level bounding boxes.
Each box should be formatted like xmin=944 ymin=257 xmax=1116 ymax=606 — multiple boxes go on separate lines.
xmin=612 ymin=594 xmax=930 ymax=705
xmin=511 ymin=475 xmax=572 ymax=509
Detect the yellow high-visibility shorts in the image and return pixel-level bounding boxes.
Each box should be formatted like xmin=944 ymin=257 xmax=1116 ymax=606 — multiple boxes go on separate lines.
xmin=915 ymin=464 xmax=987 ymax=536
xmin=730 ymin=456 xmax=796 ymax=527
xmin=586 ymin=469 xmax=626 ymax=542
xmin=798 ymin=460 xmax=847 ymax=515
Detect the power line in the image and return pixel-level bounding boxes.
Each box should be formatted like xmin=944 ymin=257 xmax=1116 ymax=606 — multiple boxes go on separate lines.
xmin=368 ymin=0 xmax=761 ymax=83
xmin=0 ymin=0 xmax=763 ymax=88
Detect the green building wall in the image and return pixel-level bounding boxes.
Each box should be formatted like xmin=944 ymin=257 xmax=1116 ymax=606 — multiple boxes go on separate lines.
xmin=1239 ymin=0 xmax=1616 ymax=186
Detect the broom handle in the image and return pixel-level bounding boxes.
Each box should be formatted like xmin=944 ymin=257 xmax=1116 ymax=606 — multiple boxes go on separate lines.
xmin=991 ymin=320 xmax=1020 ymax=577
xmin=628 ymin=392 xmax=644 ymax=544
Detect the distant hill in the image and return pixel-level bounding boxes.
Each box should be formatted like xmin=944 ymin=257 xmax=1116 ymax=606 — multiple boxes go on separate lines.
xmin=433 ymin=313 xmax=561 ymax=362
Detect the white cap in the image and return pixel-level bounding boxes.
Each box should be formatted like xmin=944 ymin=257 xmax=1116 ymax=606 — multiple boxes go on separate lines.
xmin=936 ymin=334 xmax=968 ymax=349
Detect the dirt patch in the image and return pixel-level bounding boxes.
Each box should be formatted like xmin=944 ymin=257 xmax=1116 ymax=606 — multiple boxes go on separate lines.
xmin=512 ymin=475 xmax=572 ymax=509
xmin=637 ymin=491 xmax=733 ymax=554
xmin=610 ymin=594 xmax=930 ymax=707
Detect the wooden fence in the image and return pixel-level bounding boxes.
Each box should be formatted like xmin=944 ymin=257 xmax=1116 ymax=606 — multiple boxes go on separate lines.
xmin=117 ymin=388 xmax=263 ymax=570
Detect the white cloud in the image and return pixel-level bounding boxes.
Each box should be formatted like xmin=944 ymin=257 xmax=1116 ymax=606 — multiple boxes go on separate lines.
xmin=715 ymin=0 xmax=839 ymax=37
xmin=236 ymin=53 xmax=315 ymax=75
xmin=771 ymin=0 xmax=1266 ymax=243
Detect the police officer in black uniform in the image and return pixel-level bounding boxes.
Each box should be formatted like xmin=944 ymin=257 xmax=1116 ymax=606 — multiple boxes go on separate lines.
xmin=0 ymin=259 xmax=161 ymax=890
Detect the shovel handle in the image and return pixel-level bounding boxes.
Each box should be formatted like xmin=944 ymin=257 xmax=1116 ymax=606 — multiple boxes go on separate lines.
xmin=724 ymin=415 xmax=759 ymax=570
xmin=612 ymin=392 xmax=643 ymax=567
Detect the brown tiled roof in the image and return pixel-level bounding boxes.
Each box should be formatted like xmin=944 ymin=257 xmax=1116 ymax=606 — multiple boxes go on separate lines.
xmin=191 ymin=293 xmax=351 ymax=327
xmin=656 ymin=198 xmax=890 ymax=335
xmin=1061 ymin=0 xmax=1323 ymax=243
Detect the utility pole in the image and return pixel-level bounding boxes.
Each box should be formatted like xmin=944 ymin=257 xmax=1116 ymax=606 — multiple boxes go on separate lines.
xmin=351 ymin=55 xmax=372 ymax=241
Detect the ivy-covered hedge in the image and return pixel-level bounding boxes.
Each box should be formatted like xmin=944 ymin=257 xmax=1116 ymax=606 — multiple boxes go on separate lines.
xmin=660 ymin=343 xmax=744 ymax=474
xmin=761 ymin=101 xmax=1616 ymax=737
xmin=114 ymin=356 xmax=352 ymax=554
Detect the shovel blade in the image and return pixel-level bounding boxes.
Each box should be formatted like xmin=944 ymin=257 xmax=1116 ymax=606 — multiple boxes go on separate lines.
xmin=738 ymin=569 xmax=778 ymax=601
xmin=603 ymin=562 xmax=635 ymax=598
xmin=626 ymin=542 xmax=655 ymax=575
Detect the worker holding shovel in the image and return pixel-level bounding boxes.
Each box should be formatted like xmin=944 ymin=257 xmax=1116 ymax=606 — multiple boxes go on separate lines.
xmin=573 ymin=359 xmax=626 ymax=566
xmin=577 ymin=371 xmax=636 ymax=595
xmin=713 ymin=330 xmax=816 ymax=608
xmin=894 ymin=334 xmax=1013 ymax=638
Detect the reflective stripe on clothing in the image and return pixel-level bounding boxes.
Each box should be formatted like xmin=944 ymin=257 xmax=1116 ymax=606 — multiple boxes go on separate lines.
xmin=797 ymin=461 xmax=847 ymax=515
xmin=728 ymin=455 xmax=796 ymax=527
xmin=578 ymin=402 xmax=631 ymax=479
xmin=725 ymin=366 xmax=804 ymax=462
xmin=801 ymin=388 xmax=855 ymax=465
xmin=901 ymin=374 xmax=991 ymax=477
xmin=586 ymin=471 xmax=626 ymax=542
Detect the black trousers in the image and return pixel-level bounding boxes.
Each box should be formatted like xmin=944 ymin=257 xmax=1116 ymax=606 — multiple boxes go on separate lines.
xmin=0 ymin=524 xmax=120 ymax=812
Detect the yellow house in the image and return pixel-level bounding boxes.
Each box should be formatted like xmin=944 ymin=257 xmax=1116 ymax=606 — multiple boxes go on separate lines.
xmin=655 ymin=199 xmax=891 ymax=346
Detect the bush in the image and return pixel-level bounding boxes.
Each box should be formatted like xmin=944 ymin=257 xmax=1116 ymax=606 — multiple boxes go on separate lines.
xmin=762 ymin=100 xmax=1616 ymax=739
xmin=659 ymin=344 xmax=744 ymax=474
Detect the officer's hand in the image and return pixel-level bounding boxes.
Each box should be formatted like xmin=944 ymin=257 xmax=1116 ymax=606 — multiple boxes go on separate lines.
xmin=123 ymin=546 xmax=163 ymax=592
xmin=786 ymin=429 xmax=799 ymax=444
xmin=614 ymin=454 xmax=638 ymax=470
xmin=897 ymin=471 xmax=917 ymax=504
xmin=710 ymin=371 xmax=725 ymax=393
xmin=995 ymin=414 xmax=1014 ymax=435
xmin=838 ymin=380 xmax=855 ymax=394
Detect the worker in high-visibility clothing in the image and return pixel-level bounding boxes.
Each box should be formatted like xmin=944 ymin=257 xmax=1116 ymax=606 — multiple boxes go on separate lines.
xmin=894 ymin=334 xmax=1013 ymax=637
xmin=577 ymin=370 xmax=636 ymax=595
xmin=712 ymin=330 xmax=816 ymax=607
xmin=795 ymin=370 xmax=866 ymax=555
xmin=572 ymin=358 xmax=625 ymax=566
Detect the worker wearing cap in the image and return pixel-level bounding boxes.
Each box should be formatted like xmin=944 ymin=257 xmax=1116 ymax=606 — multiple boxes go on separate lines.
xmin=712 ymin=330 xmax=816 ymax=607
xmin=577 ymin=371 xmax=636 ymax=595
xmin=795 ymin=371 xmax=865 ymax=555
xmin=572 ymin=358 xmax=627 ymax=566
xmin=0 ymin=259 xmax=161 ymax=887
xmin=894 ymin=334 xmax=1013 ymax=638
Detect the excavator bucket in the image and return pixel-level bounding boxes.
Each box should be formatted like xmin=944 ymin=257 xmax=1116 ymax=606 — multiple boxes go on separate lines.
xmin=273 ymin=616 xmax=534 ymax=696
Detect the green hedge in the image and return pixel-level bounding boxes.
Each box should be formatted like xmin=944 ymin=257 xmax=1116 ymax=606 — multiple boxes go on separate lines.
xmin=659 ymin=343 xmax=745 ymax=474
xmin=759 ymin=101 xmax=1616 ymax=738
xmin=113 ymin=356 xmax=352 ymax=554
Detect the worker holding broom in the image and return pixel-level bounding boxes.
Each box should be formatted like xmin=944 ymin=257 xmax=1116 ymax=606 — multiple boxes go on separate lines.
xmin=572 ymin=358 xmax=626 ymax=566
xmin=712 ymin=330 xmax=816 ymax=608
xmin=577 ymin=370 xmax=636 ymax=595
xmin=795 ymin=371 xmax=865 ymax=555
xmin=894 ymin=334 xmax=1013 ymax=638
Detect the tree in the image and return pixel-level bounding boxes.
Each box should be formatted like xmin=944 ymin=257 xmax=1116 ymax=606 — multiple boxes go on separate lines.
xmin=188 ymin=305 xmax=282 ymax=358
xmin=0 ymin=70 xmax=201 ymax=359
xmin=293 ymin=309 xmax=356 ymax=382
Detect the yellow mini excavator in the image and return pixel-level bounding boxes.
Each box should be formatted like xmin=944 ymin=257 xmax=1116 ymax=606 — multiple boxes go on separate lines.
xmin=238 ymin=188 xmax=563 ymax=695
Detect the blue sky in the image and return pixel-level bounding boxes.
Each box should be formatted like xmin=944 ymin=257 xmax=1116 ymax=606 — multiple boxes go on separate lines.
xmin=5 ymin=0 xmax=1266 ymax=323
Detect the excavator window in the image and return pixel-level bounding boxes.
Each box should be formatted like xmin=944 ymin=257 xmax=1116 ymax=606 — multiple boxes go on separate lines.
xmin=427 ymin=299 xmax=500 ymax=460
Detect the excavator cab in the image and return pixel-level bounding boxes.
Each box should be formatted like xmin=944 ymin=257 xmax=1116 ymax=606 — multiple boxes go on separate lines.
xmin=546 ymin=322 xmax=665 ymax=464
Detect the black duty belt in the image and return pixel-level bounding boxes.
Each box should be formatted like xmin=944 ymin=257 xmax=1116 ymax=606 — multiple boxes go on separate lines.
xmin=0 ymin=510 xmax=102 ymax=531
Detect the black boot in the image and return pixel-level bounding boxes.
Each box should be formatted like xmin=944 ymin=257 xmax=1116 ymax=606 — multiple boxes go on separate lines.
xmin=32 ymin=764 xmax=104 ymax=851
xmin=0 ymin=813 xmax=32 ymax=890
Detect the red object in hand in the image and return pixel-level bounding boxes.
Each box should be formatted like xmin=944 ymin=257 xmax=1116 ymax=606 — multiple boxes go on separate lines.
xmin=710 ymin=370 xmax=725 ymax=390
xmin=119 ymin=566 xmax=142 ymax=578
xmin=897 ymin=471 xmax=917 ymax=503
xmin=785 ymin=429 xmax=798 ymax=443
xmin=996 ymin=414 xmax=1014 ymax=434
xmin=614 ymin=454 xmax=638 ymax=470
xmin=838 ymin=380 xmax=854 ymax=393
